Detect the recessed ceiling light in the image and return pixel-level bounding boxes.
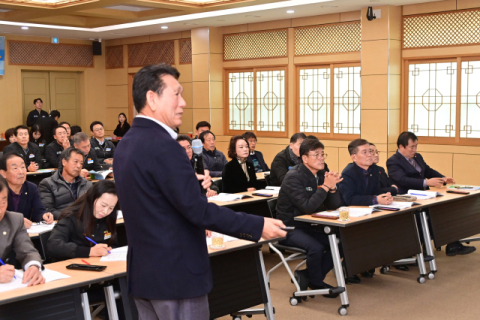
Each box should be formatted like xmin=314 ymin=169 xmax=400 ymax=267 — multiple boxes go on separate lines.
xmin=286 ymin=10 xmax=294 ymax=13
xmin=21 ymin=26 xmax=29 ymax=30
xmin=161 ymin=26 xmax=168 ymax=29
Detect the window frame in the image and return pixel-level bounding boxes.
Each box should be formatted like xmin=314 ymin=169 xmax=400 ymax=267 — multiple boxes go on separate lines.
xmin=223 ymin=66 xmax=289 ymax=138
xmin=403 ymin=56 xmax=480 ymax=146
xmin=295 ymin=62 xmax=361 ymax=141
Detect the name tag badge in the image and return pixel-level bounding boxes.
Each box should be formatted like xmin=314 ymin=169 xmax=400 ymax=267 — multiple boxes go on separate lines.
xmin=306 ymin=187 xmax=313 ymax=191
xmin=39 ymin=143 xmax=44 ymax=147
xmin=104 ymin=231 xmax=111 ymax=240
xmin=33 ymin=115 xmax=38 ymax=118
xmin=29 ymin=154 xmax=35 ymax=159
xmin=57 ymin=151 xmax=62 ymax=155
xmin=94 ymin=147 xmax=99 ymax=150
xmin=106 ymin=148 xmax=111 ymax=151
xmin=42 ymin=115 xmax=46 ymax=118
xmin=88 ymin=159 xmax=94 ymax=164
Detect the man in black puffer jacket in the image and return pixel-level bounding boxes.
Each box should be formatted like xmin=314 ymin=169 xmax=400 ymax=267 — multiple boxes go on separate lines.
xmin=39 ymin=148 xmax=92 ymax=219
xmin=276 ymin=138 xmax=342 ymax=295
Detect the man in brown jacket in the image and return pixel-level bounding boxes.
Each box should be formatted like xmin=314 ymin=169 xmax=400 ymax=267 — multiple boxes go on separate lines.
xmin=0 ymin=175 xmax=45 ymax=286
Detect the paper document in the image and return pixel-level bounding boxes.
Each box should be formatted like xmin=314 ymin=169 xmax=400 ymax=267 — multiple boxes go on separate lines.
xmin=89 ymin=170 xmax=113 ymax=180
xmin=0 ymin=268 xmax=70 ymax=293
xmin=206 ymin=235 xmax=239 ymax=246
xmin=27 ymin=222 xmax=56 ymax=234
xmin=209 ymin=193 xmax=251 ymax=202
xmin=254 ymin=186 xmax=280 ymax=195
xmin=36 ymin=169 xmax=54 ymax=173
xmin=116 ymin=210 xmax=123 ymax=219
xmin=407 ymin=190 xmax=437 ymax=200
xmin=449 ymin=185 xmax=480 ymax=191
xmin=371 ymin=202 xmax=415 ymax=209
xmin=100 ymin=246 xmax=128 ymax=261
xmin=313 ymin=208 xmax=373 ymax=218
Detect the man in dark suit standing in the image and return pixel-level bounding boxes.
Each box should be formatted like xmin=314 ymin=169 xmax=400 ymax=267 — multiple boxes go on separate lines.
xmin=113 ymin=64 xmax=286 ymax=320
xmin=387 ymin=131 xmax=475 ymax=256
xmin=36 ymin=110 xmax=60 ymax=145
xmin=26 ymin=98 xmax=49 ymax=128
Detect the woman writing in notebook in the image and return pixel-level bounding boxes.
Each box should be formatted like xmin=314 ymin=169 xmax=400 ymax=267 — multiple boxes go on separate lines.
xmin=47 ymin=180 xmax=119 ymax=261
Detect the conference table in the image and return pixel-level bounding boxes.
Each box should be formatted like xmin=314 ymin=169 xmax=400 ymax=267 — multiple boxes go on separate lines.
xmin=293 ymin=186 xmax=480 ymax=315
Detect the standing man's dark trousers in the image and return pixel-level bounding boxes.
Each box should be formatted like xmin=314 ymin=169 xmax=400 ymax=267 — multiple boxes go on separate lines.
xmin=280 ymin=227 xmax=334 ymax=286
xmin=134 ymin=295 xmax=209 ymax=320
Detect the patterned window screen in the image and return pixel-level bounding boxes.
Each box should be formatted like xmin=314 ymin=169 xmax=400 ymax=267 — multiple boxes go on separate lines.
xmin=407 ymin=62 xmax=457 ymax=138
xmin=228 ymin=71 xmax=254 ymax=131
xmin=333 ymin=66 xmax=361 ymax=135
xmin=460 ymin=61 xmax=480 ymax=138
xmin=299 ymin=68 xmax=331 ymax=133
xmin=256 ymin=70 xmax=286 ymax=132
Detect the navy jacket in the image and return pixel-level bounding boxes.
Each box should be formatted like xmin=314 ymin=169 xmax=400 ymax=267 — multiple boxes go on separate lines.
xmin=7 ymin=181 xmax=47 ymax=222
xmin=3 ymin=142 xmax=43 ymax=171
xmin=202 ymin=148 xmax=228 ymax=177
xmin=113 ymin=117 xmax=264 ymax=300
xmin=247 ymin=150 xmax=270 ymax=172
xmin=27 ymin=109 xmax=49 ymax=127
xmin=386 ymin=151 xmax=444 ymax=194
xmin=338 ymin=163 xmax=382 ymax=206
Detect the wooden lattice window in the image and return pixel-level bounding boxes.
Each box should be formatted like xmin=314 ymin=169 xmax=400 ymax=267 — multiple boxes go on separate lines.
xmin=225 ymin=68 xmax=287 ymax=137
xmin=404 ymin=57 xmax=480 ymax=145
xmin=105 ymin=45 xmax=123 ymax=69
xmin=128 ymin=41 xmax=174 ymax=67
xmin=298 ymin=64 xmax=361 ymax=140
xmin=223 ymin=30 xmax=287 ymax=61
xmin=295 ymin=22 xmax=361 ymax=56
xmin=403 ymin=9 xmax=480 ymax=49
xmin=180 ymin=39 xmax=192 ymax=64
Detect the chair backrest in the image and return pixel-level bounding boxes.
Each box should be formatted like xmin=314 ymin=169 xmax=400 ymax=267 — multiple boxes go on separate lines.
xmin=38 ymin=231 xmax=52 ymax=264
xmin=264 ymin=174 xmax=272 ymax=186
xmin=214 ymin=179 xmax=223 ymax=192
xmin=267 ymin=198 xmax=278 ymax=219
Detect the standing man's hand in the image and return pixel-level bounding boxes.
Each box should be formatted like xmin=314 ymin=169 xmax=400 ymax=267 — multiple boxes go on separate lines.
xmin=261 ymin=218 xmax=287 ymax=240
xmin=197 ymin=170 xmax=212 ymax=191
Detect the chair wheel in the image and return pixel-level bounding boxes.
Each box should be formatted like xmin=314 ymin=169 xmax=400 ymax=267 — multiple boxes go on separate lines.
xmin=290 ymin=297 xmax=298 ymax=306
xmin=428 ymin=272 xmax=435 ymax=280
xmin=232 ymin=317 xmax=241 ymax=320
xmin=417 ymin=276 xmax=426 ymax=284
xmin=338 ymin=306 xmax=348 ymax=316
xmin=380 ymin=267 xmax=388 ymax=274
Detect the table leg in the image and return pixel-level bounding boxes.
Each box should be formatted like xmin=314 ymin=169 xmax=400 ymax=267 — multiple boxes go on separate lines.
xmin=326 ymin=228 xmax=349 ymax=316
xmin=81 ymin=291 xmax=92 ymax=320
xmin=104 ymin=284 xmax=120 ymax=320
xmin=419 ymin=210 xmax=437 ymax=279
xmin=258 ymin=249 xmax=275 ymax=320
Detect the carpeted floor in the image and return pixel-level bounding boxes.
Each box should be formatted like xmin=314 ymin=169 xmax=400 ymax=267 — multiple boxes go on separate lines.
xmin=218 ymin=242 xmax=480 ymax=320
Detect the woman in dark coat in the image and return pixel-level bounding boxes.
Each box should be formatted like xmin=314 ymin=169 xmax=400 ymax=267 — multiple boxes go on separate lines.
xmin=113 ymin=112 xmax=131 ymax=138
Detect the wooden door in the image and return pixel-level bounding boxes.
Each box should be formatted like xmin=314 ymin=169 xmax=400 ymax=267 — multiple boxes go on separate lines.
xmin=49 ymin=72 xmax=81 ymax=126
xmin=21 ymin=71 xmax=50 ymax=125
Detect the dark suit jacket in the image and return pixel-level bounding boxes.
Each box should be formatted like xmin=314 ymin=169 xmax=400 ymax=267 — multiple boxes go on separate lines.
xmin=3 ymin=142 xmax=43 ymax=171
xmin=35 ymin=116 xmax=58 ymax=145
xmin=377 ymin=165 xmax=398 ymax=196
xmin=27 ymin=109 xmax=49 ymax=127
xmin=113 ymin=117 xmax=264 ymax=300
xmin=222 ymin=159 xmax=261 ymax=193
xmin=113 ymin=122 xmax=130 ymax=137
xmin=338 ymin=163 xmax=382 ymax=206
xmin=247 ymin=150 xmax=270 ymax=172
xmin=386 ymin=151 xmax=444 ymax=194
xmin=7 ymin=181 xmax=47 ymax=222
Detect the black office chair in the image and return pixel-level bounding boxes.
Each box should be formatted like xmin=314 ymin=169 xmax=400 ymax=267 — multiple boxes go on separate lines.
xmin=38 ymin=231 xmax=53 ymax=264
xmin=264 ymin=174 xmax=272 ymax=186
xmin=265 ymin=199 xmax=311 ymax=306
xmin=214 ymin=179 xmax=223 ymax=192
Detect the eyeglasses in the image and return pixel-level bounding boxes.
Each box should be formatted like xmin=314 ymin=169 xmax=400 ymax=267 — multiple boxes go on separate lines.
xmin=308 ymin=153 xmax=327 ymax=159
xmin=355 ymin=150 xmax=372 ymax=156
xmin=93 ymin=128 xmax=104 ymax=132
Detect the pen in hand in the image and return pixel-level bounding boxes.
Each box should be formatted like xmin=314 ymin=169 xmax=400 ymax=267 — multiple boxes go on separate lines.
xmin=85 ymin=236 xmax=111 ymax=254
xmin=0 ymin=258 xmax=16 ymax=279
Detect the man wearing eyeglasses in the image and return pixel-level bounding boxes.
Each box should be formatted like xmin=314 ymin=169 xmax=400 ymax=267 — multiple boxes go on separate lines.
xmin=338 ymin=139 xmax=394 ymax=206
xmin=90 ymin=121 xmax=115 ymax=164
xmin=276 ymin=138 xmax=343 ymax=294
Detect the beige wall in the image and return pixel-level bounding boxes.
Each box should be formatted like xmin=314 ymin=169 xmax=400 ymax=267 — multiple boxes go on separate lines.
xmin=0 ymin=34 xmax=106 ymax=136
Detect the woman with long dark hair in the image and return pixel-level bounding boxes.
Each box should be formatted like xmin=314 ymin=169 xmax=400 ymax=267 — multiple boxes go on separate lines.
xmin=30 ymin=124 xmax=46 ymax=158
xmin=113 ymin=112 xmax=130 ymax=138
xmin=47 ymin=180 xmax=120 ymax=261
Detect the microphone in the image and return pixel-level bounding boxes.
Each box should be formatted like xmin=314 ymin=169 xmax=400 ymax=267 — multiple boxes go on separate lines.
xmin=192 ymin=139 xmax=207 ymax=194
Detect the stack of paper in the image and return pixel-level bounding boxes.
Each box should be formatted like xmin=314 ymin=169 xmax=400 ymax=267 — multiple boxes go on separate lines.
xmin=0 ymin=268 xmax=70 ymax=293
xmin=27 ymin=222 xmax=56 ymax=234
xmin=209 ymin=193 xmax=250 ymax=202
xmin=254 ymin=186 xmax=280 ymax=195
xmin=407 ymin=190 xmax=437 ymax=200
xmin=371 ymin=202 xmax=415 ymax=210
xmin=313 ymin=208 xmax=374 ymax=218
xmin=89 ymin=170 xmax=113 ymax=180
xmin=206 ymin=235 xmax=239 ymax=246
xmin=100 ymin=246 xmax=128 ymax=262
